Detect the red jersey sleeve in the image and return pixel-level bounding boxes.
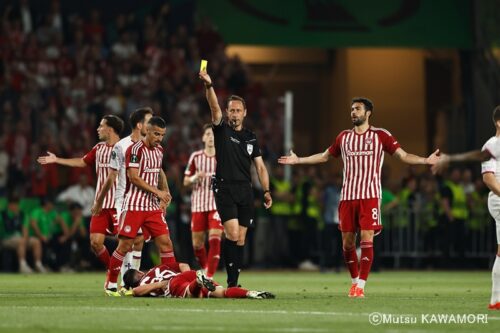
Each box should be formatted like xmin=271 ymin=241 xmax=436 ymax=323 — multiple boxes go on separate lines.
xmin=125 ymin=145 xmax=142 ymax=169
xmin=184 ymin=153 xmax=196 ymax=176
xmin=327 ymin=132 xmax=344 ymax=157
xmin=82 ymin=144 xmax=98 ymax=165
xmin=378 ymin=129 xmax=401 ymax=155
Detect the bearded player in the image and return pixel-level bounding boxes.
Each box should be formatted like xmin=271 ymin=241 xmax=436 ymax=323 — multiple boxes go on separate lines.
xmin=279 ymin=97 xmax=440 ymax=297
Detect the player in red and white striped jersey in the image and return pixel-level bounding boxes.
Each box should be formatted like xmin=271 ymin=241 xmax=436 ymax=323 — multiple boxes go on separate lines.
xmin=122 ymin=263 xmax=275 ymax=299
xmin=105 ymin=116 xmax=176 ymax=295
xmin=183 ymin=124 xmax=223 ymax=278
xmin=279 ymin=97 xmax=440 ymax=297
xmin=91 ymin=108 xmax=154 ymax=291
xmin=37 ymin=115 xmax=124 ymax=270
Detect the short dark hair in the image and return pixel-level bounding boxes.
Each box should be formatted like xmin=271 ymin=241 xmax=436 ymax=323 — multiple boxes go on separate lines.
xmin=351 ymin=97 xmax=374 ymax=112
xmin=123 ymin=269 xmax=141 ymax=289
xmin=203 ymin=123 xmax=212 ymax=132
xmin=493 ymin=105 xmax=500 ymax=123
xmin=103 ymin=115 xmax=124 ymax=135
xmin=226 ymin=95 xmax=246 ymax=110
xmin=148 ymin=116 xmax=166 ymax=129
xmin=129 ymin=107 xmax=154 ymax=129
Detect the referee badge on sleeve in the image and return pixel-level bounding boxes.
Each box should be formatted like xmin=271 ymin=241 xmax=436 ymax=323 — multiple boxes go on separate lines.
xmin=246 ymin=144 xmax=253 ymax=155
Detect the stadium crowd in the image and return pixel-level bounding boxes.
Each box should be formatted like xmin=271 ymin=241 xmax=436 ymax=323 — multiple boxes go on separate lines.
xmin=0 ymin=1 xmax=494 ymax=273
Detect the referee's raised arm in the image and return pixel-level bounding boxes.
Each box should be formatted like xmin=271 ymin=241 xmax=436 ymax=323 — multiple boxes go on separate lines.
xmin=199 ymin=70 xmax=222 ymax=125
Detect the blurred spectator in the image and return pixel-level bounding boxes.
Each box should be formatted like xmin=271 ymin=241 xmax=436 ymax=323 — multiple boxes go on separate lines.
xmin=438 ymin=168 xmax=468 ymax=268
xmin=0 ymin=136 xmax=9 ymax=196
xmin=267 ymin=165 xmax=293 ymax=266
xmin=319 ymin=171 xmax=342 ymax=272
xmin=27 ymin=196 xmax=61 ymax=272
xmin=0 ymin=195 xmax=43 ymax=273
xmin=56 ymin=174 xmax=95 ymax=221
xmin=50 ymin=202 xmax=86 ymax=272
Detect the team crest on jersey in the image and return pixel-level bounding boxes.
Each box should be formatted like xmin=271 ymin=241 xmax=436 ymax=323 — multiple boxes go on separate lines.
xmin=131 ymin=155 xmax=138 ymax=163
xmin=111 ymin=151 xmax=117 ymax=160
xmin=246 ymin=144 xmax=253 ymax=155
xmin=365 ymin=138 xmax=372 ymax=145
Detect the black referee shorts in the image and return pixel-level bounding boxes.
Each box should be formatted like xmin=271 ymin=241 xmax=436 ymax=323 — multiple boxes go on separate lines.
xmin=212 ymin=179 xmax=254 ymax=228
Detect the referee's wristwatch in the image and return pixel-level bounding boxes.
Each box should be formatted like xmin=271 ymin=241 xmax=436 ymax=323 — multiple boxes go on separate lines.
xmin=263 ymin=189 xmax=271 ymax=196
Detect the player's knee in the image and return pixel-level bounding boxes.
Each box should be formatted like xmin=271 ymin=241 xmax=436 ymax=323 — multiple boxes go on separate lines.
xmin=225 ymin=230 xmax=238 ymax=241
xmin=342 ymin=240 xmax=355 ymax=250
xmin=192 ymin=239 xmax=204 ymax=249
xmin=118 ymin=240 xmax=133 ymax=253
xmin=133 ymin=235 xmax=144 ymax=250
xmin=90 ymin=240 xmax=103 ymax=253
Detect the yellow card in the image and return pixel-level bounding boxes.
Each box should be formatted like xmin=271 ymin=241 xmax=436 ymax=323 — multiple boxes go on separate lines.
xmin=200 ymin=59 xmax=208 ymax=72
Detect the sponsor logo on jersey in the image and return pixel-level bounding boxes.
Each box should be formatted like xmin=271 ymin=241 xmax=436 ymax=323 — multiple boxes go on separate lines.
xmin=346 ymin=149 xmax=374 ymax=156
xmin=247 ymin=144 xmax=253 ymax=155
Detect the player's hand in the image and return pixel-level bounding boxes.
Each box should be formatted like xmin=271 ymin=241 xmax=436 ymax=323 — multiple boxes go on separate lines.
xmin=425 ymin=149 xmax=440 ymax=166
xmin=91 ymin=201 xmax=103 ymax=216
xmin=263 ymin=192 xmax=273 ymax=209
xmin=157 ymin=190 xmax=172 ymax=206
xmin=278 ymin=150 xmax=299 ymax=165
xmin=159 ymin=199 xmax=167 ymax=211
xmin=199 ymin=70 xmax=212 ymax=86
xmin=431 ymin=153 xmax=450 ymax=175
xmin=37 ymin=151 xmax=57 ymax=165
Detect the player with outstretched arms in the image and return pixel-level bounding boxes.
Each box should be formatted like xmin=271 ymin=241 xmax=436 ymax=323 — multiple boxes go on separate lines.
xmin=183 ymin=124 xmax=223 ymax=279
xmin=37 ymin=115 xmax=124 ymax=275
xmin=91 ymin=107 xmax=167 ymax=292
xmin=432 ymin=105 xmax=500 ymax=310
xmin=279 ymin=97 xmax=440 ymax=297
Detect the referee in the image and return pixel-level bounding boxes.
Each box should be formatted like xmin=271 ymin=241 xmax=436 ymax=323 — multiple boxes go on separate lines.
xmin=199 ymin=70 xmax=272 ymax=287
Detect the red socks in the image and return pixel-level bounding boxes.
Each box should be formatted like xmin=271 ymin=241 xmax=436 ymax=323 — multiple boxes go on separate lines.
xmin=342 ymin=247 xmax=359 ymax=279
xmin=194 ymin=247 xmax=208 ymax=269
xmin=160 ymin=251 xmax=176 ymax=265
xmin=207 ymin=235 xmax=221 ymax=278
xmin=96 ymin=247 xmax=110 ymax=267
xmin=359 ymin=241 xmax=374 ymax=282
xmin=224 ymin=287 xmax=248 ymax=298
xmin=107 ymin=250 xmax=125 ymax=284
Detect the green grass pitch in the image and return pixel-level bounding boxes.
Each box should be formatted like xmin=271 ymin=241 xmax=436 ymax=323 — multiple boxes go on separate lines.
xmin=0 ymin=271 xmax=498 ymax=333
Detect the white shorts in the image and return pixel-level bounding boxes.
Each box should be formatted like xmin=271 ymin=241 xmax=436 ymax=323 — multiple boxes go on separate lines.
xmin=487 ymin=195 xmax=500 ymax=244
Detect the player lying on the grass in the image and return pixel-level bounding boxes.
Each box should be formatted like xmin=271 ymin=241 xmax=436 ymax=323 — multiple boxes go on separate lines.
xmin=122 ymin=264 xmax=275 ymax=299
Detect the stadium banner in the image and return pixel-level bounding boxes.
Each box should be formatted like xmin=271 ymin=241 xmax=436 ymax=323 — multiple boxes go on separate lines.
xmin=197 ymin=0 xmax=473 ymax=48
